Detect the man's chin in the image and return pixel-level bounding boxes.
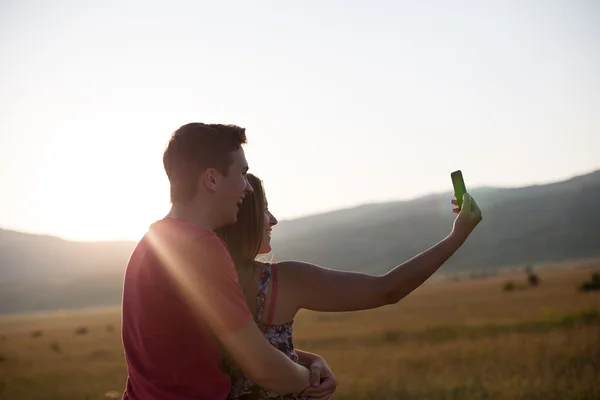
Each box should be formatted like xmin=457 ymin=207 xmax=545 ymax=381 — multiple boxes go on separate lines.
xmin=217 ymin=214 xmax=237 ymax=229
xmin=226 ymin=216 xmax=238 ymax=226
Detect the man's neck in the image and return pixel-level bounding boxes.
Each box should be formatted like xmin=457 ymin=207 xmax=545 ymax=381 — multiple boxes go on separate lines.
xmin=166 ymin=201 xmax=217 ymax=231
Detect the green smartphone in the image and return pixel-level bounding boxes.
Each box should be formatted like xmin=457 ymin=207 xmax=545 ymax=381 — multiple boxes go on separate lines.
xmin=451 ymin=170 xmax=467 ymax=211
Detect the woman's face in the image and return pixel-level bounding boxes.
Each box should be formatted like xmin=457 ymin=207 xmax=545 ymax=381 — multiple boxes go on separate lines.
xmin=258 ymin=193 xmax=278 ymax=254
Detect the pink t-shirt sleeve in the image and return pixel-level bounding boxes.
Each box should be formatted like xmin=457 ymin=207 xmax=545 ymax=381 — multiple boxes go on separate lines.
xmin=149 ymin=225 xmax=253 ymax=337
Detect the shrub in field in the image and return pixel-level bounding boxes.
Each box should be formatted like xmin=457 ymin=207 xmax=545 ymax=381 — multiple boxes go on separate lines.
xmin=503 ymin=280 xmax=516 ymax=292
xmin=75 ymin=326 xmax=89 ymax=335
xmin=526 ymin=266 xmax=540 ymax=287
xmin=49 ymin=342 xmax=61 ymax=353
xmin=31 ymin=329 xmax=43 ymax=338
xmin=528 ymin=273 xmax=540 ymax=287
xmin=579 ymin=272 xmax=600 ymax=292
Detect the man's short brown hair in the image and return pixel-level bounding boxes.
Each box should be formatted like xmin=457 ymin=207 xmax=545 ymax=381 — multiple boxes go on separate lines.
xmin=163 ymin=123 xmax=247 ymax=203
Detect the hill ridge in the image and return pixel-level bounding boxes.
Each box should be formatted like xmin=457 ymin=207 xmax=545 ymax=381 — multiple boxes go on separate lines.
xmin=1 ymin=168 xmax=599 ymax=314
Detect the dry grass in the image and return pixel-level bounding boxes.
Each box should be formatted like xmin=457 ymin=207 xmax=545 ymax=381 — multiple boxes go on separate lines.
xmin=1 ymin=263 xmax=599 ymax=399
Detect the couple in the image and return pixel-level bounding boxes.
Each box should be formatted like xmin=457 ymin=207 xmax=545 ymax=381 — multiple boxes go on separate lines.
xmin=120 ymin=123 xmax=483 ymax=400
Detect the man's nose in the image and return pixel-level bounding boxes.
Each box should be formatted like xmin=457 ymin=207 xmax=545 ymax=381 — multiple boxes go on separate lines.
xmin=245 ymin=179 xmax=254 ymax=193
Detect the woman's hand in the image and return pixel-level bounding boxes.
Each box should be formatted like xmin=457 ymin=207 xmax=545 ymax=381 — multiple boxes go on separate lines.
xmin=451 ymin=192 xmax=483 ymax=239
xmin=297 ymin=351 xmax=337 ymax=400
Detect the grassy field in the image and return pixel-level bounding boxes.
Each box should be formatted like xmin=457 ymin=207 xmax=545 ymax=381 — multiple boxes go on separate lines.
xmin=1 ymin=263 xmax=599 ymax=400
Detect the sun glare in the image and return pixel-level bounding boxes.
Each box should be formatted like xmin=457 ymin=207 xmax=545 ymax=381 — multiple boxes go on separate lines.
xmin=38 ymin=133 xmax=171 ymax=242
xmin=146 ymin=226 xmax=231 ymax=334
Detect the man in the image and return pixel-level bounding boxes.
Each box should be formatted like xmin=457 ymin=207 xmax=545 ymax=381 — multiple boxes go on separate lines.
xmin=121 ymin=123 xmax=335 ymax=400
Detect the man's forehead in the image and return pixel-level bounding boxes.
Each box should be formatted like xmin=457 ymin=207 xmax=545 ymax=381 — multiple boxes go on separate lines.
xmin=232 ymin=147 xmax=249 ymax=168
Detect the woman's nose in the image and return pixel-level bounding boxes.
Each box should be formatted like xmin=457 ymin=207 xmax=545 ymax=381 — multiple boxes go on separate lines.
xmin=269 ymin=212 xmax=278 ymax=226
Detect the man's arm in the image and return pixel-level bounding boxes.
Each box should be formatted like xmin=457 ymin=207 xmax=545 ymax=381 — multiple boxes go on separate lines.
xmin=148 ymin=228 xmax=311 ymax=394
xmin=219 ymin=323 xmax=311 ymax=394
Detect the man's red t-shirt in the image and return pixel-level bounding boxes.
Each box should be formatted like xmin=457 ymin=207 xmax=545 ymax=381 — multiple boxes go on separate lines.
xmin=121 ymin=218 xmax=253 ymax=400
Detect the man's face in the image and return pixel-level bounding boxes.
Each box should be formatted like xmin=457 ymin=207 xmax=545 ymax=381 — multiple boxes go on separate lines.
xmin=215 ymin=147 xmax=253 ymax=227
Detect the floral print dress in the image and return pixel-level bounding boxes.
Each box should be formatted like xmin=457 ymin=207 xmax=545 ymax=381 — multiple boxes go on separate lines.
xmin=223 ymin=263 xmax=308 ymax=400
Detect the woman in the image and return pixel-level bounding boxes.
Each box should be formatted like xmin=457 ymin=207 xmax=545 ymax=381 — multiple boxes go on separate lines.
xmin=216 ymin=174 xmax=483 ymax=399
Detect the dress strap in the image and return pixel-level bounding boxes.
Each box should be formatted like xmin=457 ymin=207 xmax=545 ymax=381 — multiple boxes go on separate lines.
xmin=255 ymin=264 xmax=272 ymax=322
xmin=266 ymin=264 xmax=278 ymax=325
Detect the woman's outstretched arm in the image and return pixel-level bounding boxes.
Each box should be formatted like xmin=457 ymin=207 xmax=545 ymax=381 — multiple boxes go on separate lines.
xmin=282 ymin=194 xmax=483 ymax=313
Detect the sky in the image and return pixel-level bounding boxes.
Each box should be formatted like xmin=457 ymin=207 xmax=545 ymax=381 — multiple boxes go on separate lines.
xmin=1 ymin=0 xmax=599 ymax=241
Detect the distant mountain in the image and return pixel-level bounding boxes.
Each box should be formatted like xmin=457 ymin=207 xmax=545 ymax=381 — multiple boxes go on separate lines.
xmin=0 ymin=229 xmax=133 ymax=282
xmin=1 ymin=170 xmax=599 ymax=315
xmin=271 ymin=170 xmax=600 ymax=273
xmin=0 ymin=230 xmax=133 ymax=314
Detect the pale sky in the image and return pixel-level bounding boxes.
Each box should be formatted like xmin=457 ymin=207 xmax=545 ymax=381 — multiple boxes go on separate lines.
xmin=1 ymin=0 xmax=599 ymax=241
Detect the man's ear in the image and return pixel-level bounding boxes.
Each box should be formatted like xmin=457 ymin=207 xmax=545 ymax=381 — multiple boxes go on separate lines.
xmin=200 ymin=168 xmax=219 ymax=193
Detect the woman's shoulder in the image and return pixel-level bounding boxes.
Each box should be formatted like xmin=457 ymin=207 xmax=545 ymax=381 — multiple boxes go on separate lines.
xmin=268 ymin=260 xmax=323 ymax=283
xmin=253 ymin=259 xmax=305 ymax=272
xmin=270 ymin=259 xmax=310 ymax=268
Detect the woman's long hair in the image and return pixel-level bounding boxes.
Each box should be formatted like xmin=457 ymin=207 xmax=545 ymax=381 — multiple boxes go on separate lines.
xmin=216 ymin=173 xmax=265 ymax=271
